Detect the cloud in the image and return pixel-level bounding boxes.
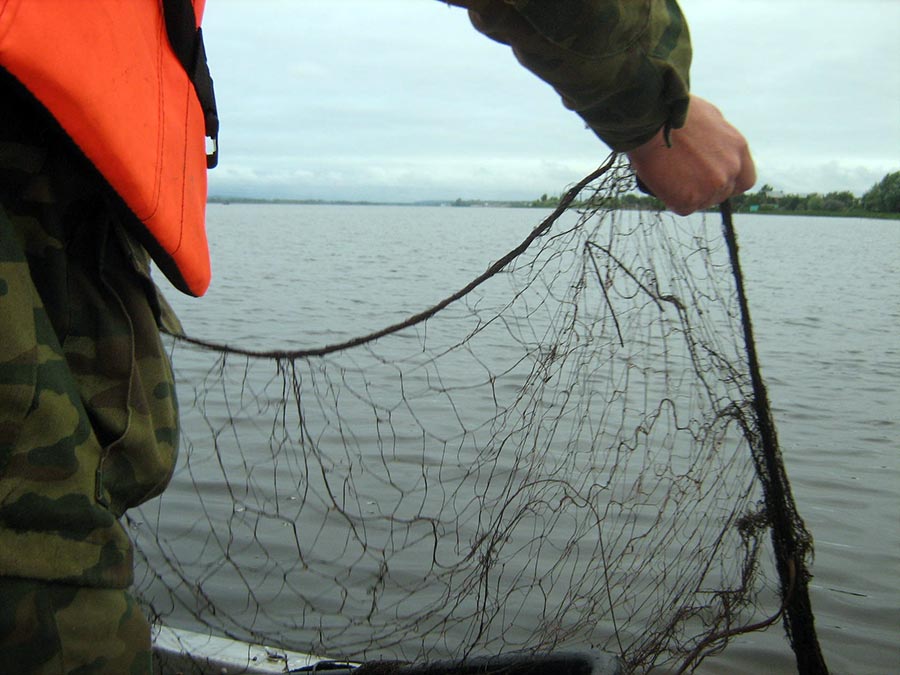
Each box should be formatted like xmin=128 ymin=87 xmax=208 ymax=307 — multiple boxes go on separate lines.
xmin=210 ymin=156 xmax=599 ymax=202
xmin=683 ymin=0 xmax=900 ymax=188
xmin=203 ymin=0 xmax=900 ymax=200
xmin=758 ymin=161 xmax=895 ymax=197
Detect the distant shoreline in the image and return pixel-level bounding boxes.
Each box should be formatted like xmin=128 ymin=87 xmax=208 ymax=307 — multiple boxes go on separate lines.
xmin=207 ymin=196 xmax=900 ymax=220
xmin=207 ymin=196 xmax=545 ymax=209
xmin=736 ymin=209 xmax=899 ymax=221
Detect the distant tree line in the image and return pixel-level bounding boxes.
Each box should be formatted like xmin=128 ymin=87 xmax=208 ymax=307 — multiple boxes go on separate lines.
xmin=531 ymin=170 xmax=900 ymax=217
xmin=729 ymin=171 xmax=900 ymax=215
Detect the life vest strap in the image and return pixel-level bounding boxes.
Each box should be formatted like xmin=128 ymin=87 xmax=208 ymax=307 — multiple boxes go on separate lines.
xmin=163 ymin=0 xmax=219 ymax=169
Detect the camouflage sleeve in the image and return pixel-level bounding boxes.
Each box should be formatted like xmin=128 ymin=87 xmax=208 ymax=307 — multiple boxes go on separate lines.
xmin=447 ymin=0 xmax=692 ymax=151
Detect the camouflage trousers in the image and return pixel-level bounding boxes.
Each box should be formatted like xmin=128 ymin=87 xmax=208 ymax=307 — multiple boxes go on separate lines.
xmin=0 ymin=74 xmax=180 ymax=672
xmin=0 ymin=577 xmax=152 ymax=675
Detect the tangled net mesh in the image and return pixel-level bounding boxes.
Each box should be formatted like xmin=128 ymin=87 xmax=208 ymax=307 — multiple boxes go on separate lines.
xmin=132 ymin=159 xmax=816 ymax=673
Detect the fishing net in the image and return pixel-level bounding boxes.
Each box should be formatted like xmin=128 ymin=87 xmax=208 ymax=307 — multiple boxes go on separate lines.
xmin=132 ymin=158 xmax=824 ymax=673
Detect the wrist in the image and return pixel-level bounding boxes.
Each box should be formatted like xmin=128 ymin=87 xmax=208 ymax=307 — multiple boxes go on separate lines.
xmin=625 ymin=126 xmax=669 ymax=162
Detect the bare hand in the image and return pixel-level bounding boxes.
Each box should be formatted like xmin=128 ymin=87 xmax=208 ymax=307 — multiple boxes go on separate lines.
xmin=626 ymin=96 xmax=756 ymax=215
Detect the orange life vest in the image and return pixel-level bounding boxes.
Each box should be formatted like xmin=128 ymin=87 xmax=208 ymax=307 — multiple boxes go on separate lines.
xmin=0 ymin=0 xmax=215 ymax=296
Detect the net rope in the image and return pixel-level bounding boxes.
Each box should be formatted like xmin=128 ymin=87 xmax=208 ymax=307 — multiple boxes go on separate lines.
xmin=133 ymin=157 xmax=823 ymax=673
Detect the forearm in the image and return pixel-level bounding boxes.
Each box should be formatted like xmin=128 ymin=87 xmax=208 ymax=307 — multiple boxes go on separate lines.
xmin=446 ymin=0 xmax=692 ymax=151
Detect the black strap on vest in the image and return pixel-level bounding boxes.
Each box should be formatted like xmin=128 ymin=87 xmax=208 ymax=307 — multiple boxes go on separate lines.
xmin=162 ymin=0 xmax=220 ymax=169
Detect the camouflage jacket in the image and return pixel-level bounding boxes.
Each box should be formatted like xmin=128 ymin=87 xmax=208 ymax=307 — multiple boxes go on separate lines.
xmin=0 ymin=73 xmax=180 ymax=589
xmin=444 ymin=0 xmax=692 ymax=151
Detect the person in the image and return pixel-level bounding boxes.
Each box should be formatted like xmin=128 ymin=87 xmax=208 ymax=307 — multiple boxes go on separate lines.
xmin=453 ymin=0 xmax=756 ymax=213
xmin=0 ymin=1 xmax=754 ymax=673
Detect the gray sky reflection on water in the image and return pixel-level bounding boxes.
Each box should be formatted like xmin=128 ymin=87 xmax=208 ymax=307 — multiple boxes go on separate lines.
xmin=203 ymin=0 xmax=900 ymax=202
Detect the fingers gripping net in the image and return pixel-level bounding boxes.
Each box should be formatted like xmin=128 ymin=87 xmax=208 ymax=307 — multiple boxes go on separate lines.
xmin=134 ymin=160 xmax=792 ymax=671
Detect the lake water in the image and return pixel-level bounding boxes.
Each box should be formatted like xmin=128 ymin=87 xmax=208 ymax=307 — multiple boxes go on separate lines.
xmin=145 ymin=204 xmax=898 ymax=674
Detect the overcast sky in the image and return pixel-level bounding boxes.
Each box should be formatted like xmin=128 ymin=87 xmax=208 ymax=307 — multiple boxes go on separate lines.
xmin=202 ymin=0 xmax=900 ymax=202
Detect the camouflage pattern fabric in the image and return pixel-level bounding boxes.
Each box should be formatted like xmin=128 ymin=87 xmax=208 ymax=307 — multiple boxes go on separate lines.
xmin=0 ymin=71 xmax=179 ymax=673
xmin=0 ymin=577 xmax=152 ymax=675
xmin=443 ymin=0 xmax=692 ymax=151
